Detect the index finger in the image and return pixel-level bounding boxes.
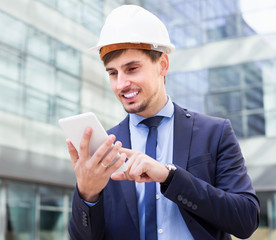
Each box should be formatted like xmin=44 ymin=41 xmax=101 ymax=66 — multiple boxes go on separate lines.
xmin=119 ymin=147 xmax=133 ymax=158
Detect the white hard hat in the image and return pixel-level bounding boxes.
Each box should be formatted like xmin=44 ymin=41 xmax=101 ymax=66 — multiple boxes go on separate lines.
xmin=90 ymin=5 xmax=175 ymax=60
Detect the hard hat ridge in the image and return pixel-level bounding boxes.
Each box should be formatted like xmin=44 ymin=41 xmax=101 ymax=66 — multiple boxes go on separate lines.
xmin=90 ymin=4 xmax=175 ymax=60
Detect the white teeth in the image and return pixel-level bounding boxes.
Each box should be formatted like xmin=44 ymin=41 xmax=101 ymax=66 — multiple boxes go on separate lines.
xmin=124 ymin=92 xmax=138 ymax=98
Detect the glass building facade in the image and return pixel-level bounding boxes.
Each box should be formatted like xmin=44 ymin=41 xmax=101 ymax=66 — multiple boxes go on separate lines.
xmin=0 ymin=11 xmax=81 ymax=124
xmin=0 ymin=0 xmax=276 ymax=239
xmin=0 ymin=180 xmax=73 ymax=240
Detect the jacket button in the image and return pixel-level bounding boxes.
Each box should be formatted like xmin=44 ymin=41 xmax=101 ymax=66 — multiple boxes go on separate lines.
xmin=82 ymin=211 xmax=88 ymax=227
xmin=185 ymin=113 xmax=191 ymax=118
xmin=192 ymin=204 xmax=198 ymax=210
xmin=177 ymin=195 xmax=183 ymax=202
xmin=187 ymin=201 xmax=193 ymax=207
xmin=182 ymin=198 xmax=188 ymax=205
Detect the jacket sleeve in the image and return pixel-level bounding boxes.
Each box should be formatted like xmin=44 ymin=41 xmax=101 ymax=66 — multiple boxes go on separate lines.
xmin=68 ymin=187 xmax=105 ymax=240
xmin=162 ymin=119 xmax=260 ymax=239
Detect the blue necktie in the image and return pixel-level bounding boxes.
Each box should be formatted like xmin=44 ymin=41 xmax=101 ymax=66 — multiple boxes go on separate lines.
xmin=140 ymin=116 xmax=164 ymax=240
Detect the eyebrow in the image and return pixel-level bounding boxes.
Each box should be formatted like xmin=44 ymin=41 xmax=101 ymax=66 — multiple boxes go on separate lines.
xmin=105 ymin=60 xmax=140 ymax=71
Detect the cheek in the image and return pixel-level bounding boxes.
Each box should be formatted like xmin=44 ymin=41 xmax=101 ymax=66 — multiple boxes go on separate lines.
xmin=110 ymin=80 xmax=117 ymax=92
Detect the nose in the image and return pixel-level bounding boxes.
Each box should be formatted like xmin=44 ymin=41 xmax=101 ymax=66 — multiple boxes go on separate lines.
xmin=116 ymin=72 xmax=131 ymax=90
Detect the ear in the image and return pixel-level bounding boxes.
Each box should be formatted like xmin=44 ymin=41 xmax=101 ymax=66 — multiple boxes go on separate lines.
xmin=160 ymin=53 xmax=169 ymax=77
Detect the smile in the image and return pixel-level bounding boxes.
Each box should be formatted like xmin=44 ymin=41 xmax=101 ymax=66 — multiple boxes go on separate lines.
xmin=123 ymin=91 xmax=138 ymax=99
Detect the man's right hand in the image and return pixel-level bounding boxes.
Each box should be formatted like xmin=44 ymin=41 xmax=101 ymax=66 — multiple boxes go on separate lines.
xmin=66 ymin=127 xmax=126 ymax=203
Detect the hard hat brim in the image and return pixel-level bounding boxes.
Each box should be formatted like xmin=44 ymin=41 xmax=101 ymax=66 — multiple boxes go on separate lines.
xmin=88 ymin=42 xmax=175 ymax=60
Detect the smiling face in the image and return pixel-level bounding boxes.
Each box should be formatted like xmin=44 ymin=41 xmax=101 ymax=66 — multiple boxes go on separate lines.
xmin=105 ymin=49 xmax=169 ymax=117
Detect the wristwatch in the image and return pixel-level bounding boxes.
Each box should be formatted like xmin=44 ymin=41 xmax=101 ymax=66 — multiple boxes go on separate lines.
xmin=165 ymin=163 xmax=177 ymax=172
xmin=160 ymin=164 xmax=177 ymax=193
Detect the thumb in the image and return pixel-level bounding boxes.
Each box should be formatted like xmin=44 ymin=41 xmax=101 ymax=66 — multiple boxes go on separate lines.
xmin=111 ymin=172 xmax=127 ymax=181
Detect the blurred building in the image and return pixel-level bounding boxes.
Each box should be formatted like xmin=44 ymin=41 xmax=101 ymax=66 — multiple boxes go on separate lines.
xmin=0 ymin=0 xmax=275 ymax=239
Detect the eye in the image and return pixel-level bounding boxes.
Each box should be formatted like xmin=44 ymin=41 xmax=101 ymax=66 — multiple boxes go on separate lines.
xmin=108 ymin=71 xmax=117 ymax=76
xmin=128 ymin=66 xmax=138 ymax=72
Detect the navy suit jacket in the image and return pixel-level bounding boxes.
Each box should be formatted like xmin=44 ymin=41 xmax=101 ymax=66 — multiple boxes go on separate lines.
xmin=69 ymin=103 xmax=260 ymax=240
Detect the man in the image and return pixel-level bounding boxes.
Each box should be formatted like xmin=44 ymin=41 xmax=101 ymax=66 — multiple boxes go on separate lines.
xmin=67 ymin=5 xmax=260 ymax=240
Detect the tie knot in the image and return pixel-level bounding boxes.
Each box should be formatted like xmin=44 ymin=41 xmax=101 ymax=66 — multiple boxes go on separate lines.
xmin=140 ymin=116 xmax=164 ymax=128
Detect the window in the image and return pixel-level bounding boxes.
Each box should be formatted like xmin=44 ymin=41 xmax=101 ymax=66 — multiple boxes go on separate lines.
xmin=0 ymin=11 xmax=81 ymax=124
xmin=25 ymin=57 xmax=56 ymax=95
xmin=39 ymin=186 xmax=65 ymax=239
xmin=6 ymin=181 xmax=36 ymax=240
xmin=1 ymin=179 xmax=74 ymax=240
xmin=56 ymin=43 xmax=80 ymax=76
xmin=206 ymin=90 xmax=242 ymax=115
xmin=0 ymin=12 xmax=26 ymax=51
xmin=0 ymin=77 xmax=22 ymax=114
xmin=82 ymin=4 xmax=104 ymax=34
xmin=203 ymin=15 xmax=238 ymax=42
xmin=56 ymin=71 xmax=80 ymax=102
xmin=24 ymin=88 xmax=52 ymax=122
xmin=0 ymin=47 xmax=21 ymax=81
xmin=57 ymin=0 xmax=82 ymax=23
xmin=168 ymin=58 xmax=276 ymax=138
xmin=27 ymin=29 xmax=53 ymax=63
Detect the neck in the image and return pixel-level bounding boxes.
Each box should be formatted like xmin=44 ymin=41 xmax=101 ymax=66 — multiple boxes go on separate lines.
xmin=138 ymin=95 xmax=168 ymax=118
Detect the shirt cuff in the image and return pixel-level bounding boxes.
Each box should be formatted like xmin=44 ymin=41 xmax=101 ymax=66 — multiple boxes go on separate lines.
xmin=84 ymin=200 xmax=99 ymax=207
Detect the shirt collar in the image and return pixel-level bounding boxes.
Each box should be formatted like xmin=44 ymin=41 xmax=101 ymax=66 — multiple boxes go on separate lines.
xmin=129 ymin=96 xmax=174 ymax=127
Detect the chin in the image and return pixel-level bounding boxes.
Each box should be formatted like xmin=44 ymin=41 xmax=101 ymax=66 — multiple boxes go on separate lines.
xmin=123 ymin=102 xmax=147 ymax=114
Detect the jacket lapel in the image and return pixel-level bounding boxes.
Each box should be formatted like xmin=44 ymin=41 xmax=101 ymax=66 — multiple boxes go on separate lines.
xmin=110 ymin=116 xmax=140 ymax=233
xmin=173 ymin=103 xmax=194 ymax=170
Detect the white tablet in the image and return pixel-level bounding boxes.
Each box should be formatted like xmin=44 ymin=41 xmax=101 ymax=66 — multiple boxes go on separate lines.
xmin=59 ymin=112 xmax=127 ymax=173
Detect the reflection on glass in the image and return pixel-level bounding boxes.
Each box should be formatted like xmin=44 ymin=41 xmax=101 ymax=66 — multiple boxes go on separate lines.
xmin=40 ymin=210 xmax=64 ymax=240
xmin=5 ymin=181 xmax=36 ymax=240
xmin=263 ymin=85 xmax=276 ymax=111
xmin=245 ymin=87 xmax=264 ymax=110
xmin=67 ymin=189 xmax=74 ymax=208
xmin=56 ymin=44 xmax=80 ymax=76
xmin=54 ymin=97 xmax=79 ymax=123
xmin=0 ymin=47 xmax=21 ymax=81
xmin=27 ymin=29 xmax=52 ymax=63
xmin=40 ymin=186 xmax=64 ymax=207
xmin=265 ymin=111 xmax=276 ymax=137
xmin=0 ymin=11 xmax=82 ymax=125
xmin=170 ymin=24 xmax=202 ymax=48
xmin=0 ymin=12 xmax=26 ymax=51
xmin=243 ymin=62 xmax=262 ymax=84
xmin=25 ymin=89 xmax=51 ymax=122
xmin=247 ymin=113 xmax=265 ymax=137
xmin=25 ymin=57 xmax=55 ymax=95
xmin=168 ymin=57 xmax=276 ymax=138
xmin=228 ymin=114 xmax=243 ymax=138
xmin=82 ymin=4 xmax=104 ymax=35
xmin=0 ymin=77 xmax=22 ymax=114
xmin=208 ymin=66 xmax=240 ymax=90
xmin=56 ymin=71 xmax=80 ymax=102
xmin=206 ymin=91 xmax=242 ymax=115
xmin=201 ymin=0 xmax=238 ymax=19
xmin=167 ymin=70 xmax=208 ymax=112
xmin=57 ymin=0 xmax=82 ymax=23
xmin=203 ymin=15 xmax=237 ymax=42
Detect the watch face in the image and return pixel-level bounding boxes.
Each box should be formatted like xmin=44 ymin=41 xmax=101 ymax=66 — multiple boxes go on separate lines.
xmin=166 ymin=164 xmax=176 ymax=171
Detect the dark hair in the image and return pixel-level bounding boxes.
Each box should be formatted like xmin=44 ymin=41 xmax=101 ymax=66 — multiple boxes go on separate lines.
xmin=102 ymin=49 xmax=162 ymax=66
